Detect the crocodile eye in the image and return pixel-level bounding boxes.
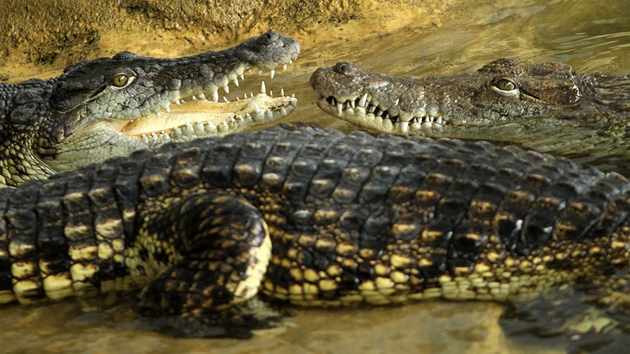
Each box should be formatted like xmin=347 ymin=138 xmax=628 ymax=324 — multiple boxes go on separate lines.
xmin=491 ymin=78 xmax=520 ymax=98
xmin=111 ymin=73 xmax=132 ymax=88
xmin=495 ymin=79 xmax=516 ymax=91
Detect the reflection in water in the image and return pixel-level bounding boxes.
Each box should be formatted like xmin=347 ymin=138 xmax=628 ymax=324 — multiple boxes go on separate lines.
xmin=1 ymin=0 xmax=629 ymax=353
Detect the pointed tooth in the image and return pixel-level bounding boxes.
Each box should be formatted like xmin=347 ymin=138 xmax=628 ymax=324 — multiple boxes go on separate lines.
xmin=259 ymin=69 xmax=263 ymax=75
xmin=240 ymin=73 xmax=245 ymax=80
xmin=156 ymin=112 xmax=161 ymax=117
xmin=359 ymin=93 xmax=368 ymax=108
xmin=394 ymin=98 xmax=400 ymax=106
xmin=283 ymin=64 xmax=287 ymax=71
xmin=191 ymin=95 xmax=197 ymax=101
xmin=260 ymin=81 xmax=266 ymax=95
xmin=291 ymin=93 xmax=295 ymax=98
xmin=337 ymin=102 xmax=343 ymax=116
xmin=251 ymin=92 xmax=254 ymax=98
xmin=175 ymin=99 xmax=181 ymax=105
xmin=253 ymin=103 xmax=261 ymax=114
xmin=223 ymin=85 xmax=229 ymax=94
xmin=436 ymin=117 xmax=443 ymax=125
xmin=270 ymin=90 xmax=273 ymax=97
xmin=198 ymin=92 xmax=206 ymax=100
xmin=289 ymin=60 xmax=293 ymax=64
xmin=281 ymin=88 xmax=285 ymax=97
xmin=223 ymin=96 xmax=229 ymax=102
xmin=244 ymin=93 xmax=248 ymax=99
xmin=400 ymin=121 xmax=409 ymax=134
xmin=270 ymin=69 xmax=275 ymax=79
xmin=233 ymin=78 xmax=239 ymax=86
xmin=212 ymin=91 xmax=219 ymax=102
xmin=236 ymin=96 xmax=240 ymax=101
xmin=350 ymin=100 xmax=355 ymax=109
xmin=165 ymin=105 xmax=171 ymax=113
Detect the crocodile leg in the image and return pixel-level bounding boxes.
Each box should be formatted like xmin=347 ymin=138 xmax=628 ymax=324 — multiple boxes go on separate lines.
xmin=134 ymin=191 xmax=274 ymax=337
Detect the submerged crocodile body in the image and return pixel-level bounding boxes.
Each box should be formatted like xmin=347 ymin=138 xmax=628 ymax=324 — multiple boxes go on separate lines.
xmin=0 ymin=123 xmax=629 ymax=337
xmin=0 ymin=31 xmax=299 ymax=187
xmin=310 ymin=60 xmax=630 ymax=173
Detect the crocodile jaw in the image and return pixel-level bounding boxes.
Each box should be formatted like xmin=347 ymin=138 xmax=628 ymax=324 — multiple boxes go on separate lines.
xmin=315 ymin=93 xmax=448 ymax=135
xmin=113 ymin=92 xmax=297 ymax=143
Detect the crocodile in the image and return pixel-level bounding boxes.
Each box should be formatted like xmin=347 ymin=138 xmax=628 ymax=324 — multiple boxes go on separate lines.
xmin=0 ymin=123 xmax=629 ymax=338
xmin=0 ymin=31 xmax=299 ymax=188
xmin=310 ymin=60 xmax=630 ymax=173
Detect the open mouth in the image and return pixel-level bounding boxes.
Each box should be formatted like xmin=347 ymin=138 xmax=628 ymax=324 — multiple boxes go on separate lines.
xmin=318 ymin=93 xmax=449 ymax=134
xmin=106 ymin=64 xmax=298 ymax=144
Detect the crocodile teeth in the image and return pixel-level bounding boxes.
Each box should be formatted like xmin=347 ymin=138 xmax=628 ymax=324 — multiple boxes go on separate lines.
xmin=260 ymin=81 xmax=266 ymax=95
xmin=394 ymin=98 xmax=400 ymax=106
xmin=223 ymin=96 xmax=229 ymax=102
xmin=281 ymin=88 xmax=285 ymax=97
xmin=198 ymin=92 xmax=206 ymax=100
xmin=358 ymin=93 xmax=368 ymax=108
xmin=253 ymin=103 xmax=261 ymax=114
xmin=212 ymin=91 xmax=219 ymax=102
xmin=337 ymin=102 xmax=343 ymax=116
xmin=165 ymin=105 xmax=171 ymax=113
xmin=240 ymin=73 xmax=245 ymax=80
xmin=283 ymin=64 xmax=287 ymax=71
xmin=270 ymin=69 xmax=275 ymax=79
xmin=233 ymin=78 xmax=239 ymax=86
xmin=400 ymin=121 xmax=409 ymax=134
xmin=436 ymin=117 xmax=444 ymax=125
xmin=270 ymin=90 xmax=273 ymax=97
xmin=223 ymin=85 xmax=229 ymax=94
xmin=350 ymin=100 xmax=355 ymax=109
xmin=191 ymin=95 xmax=197 ymax=101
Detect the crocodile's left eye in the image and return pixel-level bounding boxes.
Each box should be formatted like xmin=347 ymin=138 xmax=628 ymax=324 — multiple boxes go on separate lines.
xmin=110 ymin=73 xmax=134 ymax=88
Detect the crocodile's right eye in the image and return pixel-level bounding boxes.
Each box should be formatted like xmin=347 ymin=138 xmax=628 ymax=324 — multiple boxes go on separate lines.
xmin=495 ymin=79 xmax=516 ymax=91
xmin=491 ymin=78 xmax=519 ymax=98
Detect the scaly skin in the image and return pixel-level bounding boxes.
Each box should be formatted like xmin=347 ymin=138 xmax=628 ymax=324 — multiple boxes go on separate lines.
xmin=0 ymin=31 xmax=299 ymax=187
xmin=0 ymin=123 xmax=628 ymax=338
xmin=310 ymin=60 xmax=630 ymax=173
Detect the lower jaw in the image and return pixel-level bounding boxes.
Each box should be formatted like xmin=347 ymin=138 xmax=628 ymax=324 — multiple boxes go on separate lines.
xmin=116 ymin=94 xmax=298 ymax=145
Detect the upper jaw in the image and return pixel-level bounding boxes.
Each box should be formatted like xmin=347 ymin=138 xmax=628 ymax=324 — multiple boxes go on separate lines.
xmin=314 ymin=91 xmax=449 ymax=135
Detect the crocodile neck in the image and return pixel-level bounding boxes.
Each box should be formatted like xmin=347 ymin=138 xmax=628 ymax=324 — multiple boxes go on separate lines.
xmin=0 ymin=81 xmax=57 ymax=186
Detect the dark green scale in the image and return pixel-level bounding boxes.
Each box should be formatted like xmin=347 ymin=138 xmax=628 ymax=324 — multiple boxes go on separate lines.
xmin=0 ymin=123 xmax=629 ymax=338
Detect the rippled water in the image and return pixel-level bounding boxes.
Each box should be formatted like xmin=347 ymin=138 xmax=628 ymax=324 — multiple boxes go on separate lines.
xmin=1 ymin=0 xmax=629 ymax=353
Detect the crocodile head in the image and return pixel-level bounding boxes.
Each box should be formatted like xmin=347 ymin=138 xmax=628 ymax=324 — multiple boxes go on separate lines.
xmin=311 ymin=59 xmax=630 ymax=145
xmin=0 ymin=31 xmax=299 ymax=187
